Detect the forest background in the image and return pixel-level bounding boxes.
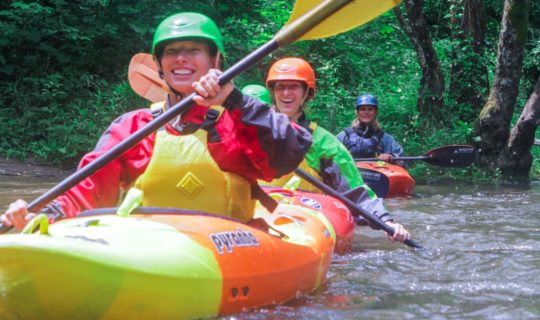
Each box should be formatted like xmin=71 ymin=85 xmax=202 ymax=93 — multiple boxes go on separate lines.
xmin=1 ymin=0 xmax=539 ymax=183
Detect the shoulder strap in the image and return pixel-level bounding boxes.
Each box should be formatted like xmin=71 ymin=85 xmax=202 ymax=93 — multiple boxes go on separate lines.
xmin=150 ymin=102 xmax=165 ymax=118
xmin=201 ymin=105 xmax=225 ymax=130
xmin=341 ymin=127 xmax=355 ymax=144
xmin=374 ymin=129 xmax=385 ymax=141
xmin=200 ymin=105 xmax=225 ymax=142
xmin=251 ymin=184 xmax=278 ymax=213
xmin=158 ymin=105 xmax=226 ymax=136
xmin=344 ymin=127 xmax=355 ymax=136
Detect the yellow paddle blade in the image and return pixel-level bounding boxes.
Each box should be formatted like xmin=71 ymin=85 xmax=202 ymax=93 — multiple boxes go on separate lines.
xmin=286 ymin=0 xmax=402 ymax=41
xmin=128 ymin=53 xmax=168 ymax=103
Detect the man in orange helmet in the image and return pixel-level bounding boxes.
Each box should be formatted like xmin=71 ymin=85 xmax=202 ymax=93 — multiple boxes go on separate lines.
xmin=262 ymin=57 xmax=410 ymax=242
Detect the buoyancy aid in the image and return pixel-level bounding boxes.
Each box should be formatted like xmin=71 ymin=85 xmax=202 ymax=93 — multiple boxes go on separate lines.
xmin=122 ymin=102 xmax=257 ymax=222
xmin=342 ymin=126 xmax=384 ymax=158
xmin=260 ymin=158 xmax=322 ymax=193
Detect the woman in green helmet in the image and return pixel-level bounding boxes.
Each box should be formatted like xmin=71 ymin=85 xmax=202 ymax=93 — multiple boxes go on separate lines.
xmin=259 ymin=57 xmax=410 ymax=243
xmin=2 ymin=13 xmax=312 ymax=229
xmin=241 ymin=84 xmax=272 ymax=105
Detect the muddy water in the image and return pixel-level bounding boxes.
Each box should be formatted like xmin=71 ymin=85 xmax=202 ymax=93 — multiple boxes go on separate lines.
xmin=0 ymin=175 xmax=60 ymax=210
xmin=1 ymin=176 xmax=539 ymax=319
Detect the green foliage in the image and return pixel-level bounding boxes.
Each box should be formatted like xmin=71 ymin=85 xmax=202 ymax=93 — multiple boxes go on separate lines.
xmin=0 ymin=0 xmax=538 ymax=182
xmin=521 ymin=1 xmax=540 ymax=98
xmin=0 ymin=0 xmax=218 ymax=165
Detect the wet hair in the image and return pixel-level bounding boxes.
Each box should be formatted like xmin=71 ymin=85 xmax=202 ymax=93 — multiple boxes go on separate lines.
xmin=352 ymin=118 xmax=381 ymax=131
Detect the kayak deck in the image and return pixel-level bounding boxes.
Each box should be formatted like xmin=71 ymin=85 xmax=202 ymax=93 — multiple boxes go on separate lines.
xmin=356 ymin=161 xmax=415 ymax=198
xmin=0 ymin=204 xmax=334 ymax=319
xmin=263 ymin=187 xmax=355 ymax=254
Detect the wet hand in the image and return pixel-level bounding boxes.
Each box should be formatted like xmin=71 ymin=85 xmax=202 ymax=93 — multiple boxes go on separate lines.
xmin=1 ymin=199 xmax=35 ymax=230
xmin=378 ymin=153 xmax=393 ymax=162
xmin=192 ymin=69 xmax=233 ymax=106
xmin=385 ymin=221 xmax=410 ymax=243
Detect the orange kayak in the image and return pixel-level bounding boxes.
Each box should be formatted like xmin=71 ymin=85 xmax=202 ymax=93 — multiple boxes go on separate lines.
xmin=264 ymin=187 xmax=355 ymax=254
xmin=356 ymin=161 xmax=415 ymax=198
xmin=0 ymin=204 xmax=334 ymax=319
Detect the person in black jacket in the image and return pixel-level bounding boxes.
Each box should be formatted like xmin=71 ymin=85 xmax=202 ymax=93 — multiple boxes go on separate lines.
xmin=337 ymin=94 xmax=404 ymax=162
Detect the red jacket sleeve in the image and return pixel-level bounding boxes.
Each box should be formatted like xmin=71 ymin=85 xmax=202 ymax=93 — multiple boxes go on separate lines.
xmin=209 ymin=89 xmax=312 ymax=182
xmin=46 ymin=109 xmax=155 ymax=218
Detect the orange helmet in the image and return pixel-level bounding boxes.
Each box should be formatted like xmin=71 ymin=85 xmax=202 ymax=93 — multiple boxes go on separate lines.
xmin=266 ymin=58 xmax=316 ymax=94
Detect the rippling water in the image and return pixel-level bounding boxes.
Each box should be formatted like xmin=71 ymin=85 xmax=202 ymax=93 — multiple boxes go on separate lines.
xmin=1 ymin=176 xmax=539 ymax=319
xmin=231 ymin=183 xmax=540 ymax=319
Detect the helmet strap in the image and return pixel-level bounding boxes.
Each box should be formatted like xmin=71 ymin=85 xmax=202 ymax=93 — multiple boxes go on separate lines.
xmin=213 ymin=52 xmax=222 ymax=70
xmin=301 ymin=87 xmax=310 ymax=105
xmin=164 ymin=79 xmax=184 ymax=98
xmin=298 ymin=85 xmax=311 ymax=112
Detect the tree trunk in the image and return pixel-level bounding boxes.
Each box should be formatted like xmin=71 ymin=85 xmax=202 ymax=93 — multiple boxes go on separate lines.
xmin=394 ymin=1 xmax=445 ymax=119
xmin=498 ymin=76 xmax=540 ymax=181
xmin=471 ymin=0 xmax=530 ymax=167
xmin=449 ymin=0 xmax=489 ymax=122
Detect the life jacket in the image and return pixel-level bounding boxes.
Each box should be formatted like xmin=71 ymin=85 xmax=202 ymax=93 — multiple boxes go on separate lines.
xmin=259 ymin=121 xmax=322 ymax=193
xmin=121 ymin=102 xmax=261 ymax=222
xmin=259 ymin=158 xmax=322 ymax=193
xmin=342 ymin=126 xmax=384 ymax=158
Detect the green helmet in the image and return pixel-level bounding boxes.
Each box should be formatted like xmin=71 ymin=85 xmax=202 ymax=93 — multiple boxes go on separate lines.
xmin=242 ymin=84 xmax=272 ymax=105
xmin=152 ymin=12 xmax=225 ymax=59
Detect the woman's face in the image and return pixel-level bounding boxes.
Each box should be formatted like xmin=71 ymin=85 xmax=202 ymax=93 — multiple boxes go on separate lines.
xmin=356 ymin=105 xmax=378 ymax=125
xmin=159 ymin=41 xmax=217 ymax=95
xmin=273 ymin=80 xmax=307 ymax=120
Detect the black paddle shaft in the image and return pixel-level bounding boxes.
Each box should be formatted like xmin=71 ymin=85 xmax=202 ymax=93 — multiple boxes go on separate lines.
xmin=0 ymin=41 xmax=280 ymax=234
xmin=294 ymin=168 xmax=422 ymax=249
xmin=24 ymin=41 xmax=279 ymax=213
xmin=355 ymin=145 xmax=476 ymax=168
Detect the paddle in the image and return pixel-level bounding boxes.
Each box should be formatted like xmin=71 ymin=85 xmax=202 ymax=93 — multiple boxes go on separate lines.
xmin=356 ymin=167 xmax=390 ymax=198
xmin=355 ymin=145 xmax=476 ymax=167
xmin=294 ymin=168 xmax=422 ymax=248
xmin=0 ymin=0 xmax=403 ymax=233
xmin=127 ymin=54 xmax=421 ymax=249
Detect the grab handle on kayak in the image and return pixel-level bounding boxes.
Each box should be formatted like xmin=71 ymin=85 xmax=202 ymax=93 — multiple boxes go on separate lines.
xmin=263 ymin=188 xmax=296 ymax=204
xmin=22 ymin=214 xmax=50 ymax=235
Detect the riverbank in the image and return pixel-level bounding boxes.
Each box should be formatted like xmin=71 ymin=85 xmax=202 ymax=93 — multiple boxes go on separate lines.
xmin=0 ymin=158 xmax=73 ymax=179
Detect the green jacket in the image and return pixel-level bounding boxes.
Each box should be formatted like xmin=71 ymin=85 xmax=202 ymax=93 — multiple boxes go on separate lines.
xmin=306 ymin=123 xmax=374 ymax=195
xmin=298 ymin=114 xmax=391 ymax=225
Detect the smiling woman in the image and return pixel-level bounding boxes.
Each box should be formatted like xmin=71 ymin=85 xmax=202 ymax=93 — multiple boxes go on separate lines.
xmin=336 ymin=94 xmax=404 ymax=162
xmin=266 ymin=57 xmax=316 ymax=122
xmin=261 ymin=57 xmax=412 ymax=243
xmin=159 ymin=41 xmax=217 ymax=94
xmin=152 ymin=12 xmax=225 ymax=101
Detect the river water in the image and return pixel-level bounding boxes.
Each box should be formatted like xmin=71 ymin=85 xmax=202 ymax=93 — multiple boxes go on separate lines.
xmin=1 ymin=176 xmax=539 ymax=319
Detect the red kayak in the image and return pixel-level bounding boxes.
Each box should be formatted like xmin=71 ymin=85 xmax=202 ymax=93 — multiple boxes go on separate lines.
xmin=356 ymin=162 xmax=415 ymax=198
xmin=263 ymin=188 xmax=355 ymax=254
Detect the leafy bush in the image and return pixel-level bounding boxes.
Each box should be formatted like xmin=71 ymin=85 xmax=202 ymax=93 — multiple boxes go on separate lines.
xmin=0 ymin=0 xmax=538 ymax=180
